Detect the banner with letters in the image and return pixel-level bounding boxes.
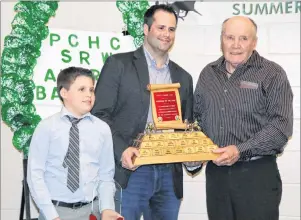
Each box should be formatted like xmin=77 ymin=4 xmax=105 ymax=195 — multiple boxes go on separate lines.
xmin=33 ymin=28 xmax=135 ymax=118
xmin=153 ymin=1 xmax=301 ymax=24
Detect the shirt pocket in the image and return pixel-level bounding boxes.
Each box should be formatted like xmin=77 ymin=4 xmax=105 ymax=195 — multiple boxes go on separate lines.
xmin=233 ymin=87 xmax=264 ymax=114
xmin=81 ymin=135 xmax=103 ymax=162
xmin=48 ymin=127 xmax=68 ymax=159
xmin=80 ymin=136 xmax=104 ymax=181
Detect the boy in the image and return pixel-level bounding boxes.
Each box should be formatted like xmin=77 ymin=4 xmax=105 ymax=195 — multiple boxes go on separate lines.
xmin=27 ymin=67 xmax=123 ymax=220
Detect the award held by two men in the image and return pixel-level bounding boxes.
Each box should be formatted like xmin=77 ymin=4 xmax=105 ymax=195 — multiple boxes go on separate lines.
xmin=133 ymin=83 xmax=219 ymax=166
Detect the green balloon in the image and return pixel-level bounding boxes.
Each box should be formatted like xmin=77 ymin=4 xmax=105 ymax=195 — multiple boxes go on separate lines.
xmin=11 ymin=12 xmax=34 ymax=31
xmin=1 ymin=88 xmax=20 ymax=106
xmin=18 ymin=66 xmax=34 ymax=80
xmin=116 ymin=1 xmax=130 ymax=13
xmin=117 ymin=0 xmax=149 ymax=48
xmin=15 ymin=80 xmax=35 ymax=104
xmin=12 ymin=125 xmax=35 ymax=152
xmin=1 ymin=103 xmax=20 ymax=126
xmin=1 ymin=73 xmax=18 ymax=88
xmin=1 ymin=1 xmax=58 ymax=156
xmin=14 ymin=2 xmax=32 ymax=14
xmin=1 ymin=62 xmax=18 ymax=75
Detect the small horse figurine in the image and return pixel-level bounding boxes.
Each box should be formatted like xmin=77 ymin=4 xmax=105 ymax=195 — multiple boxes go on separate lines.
xmin=187 ymin=120 xmax=201 ymax=131
xmin=146 ymin=122 xmax=156 ymax=134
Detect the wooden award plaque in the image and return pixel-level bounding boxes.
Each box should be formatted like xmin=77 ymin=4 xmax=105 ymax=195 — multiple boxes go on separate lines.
xmin=133 ymin=131 xmax=219 ymax=166
xmin=132 ymin=83 xmax=219 ymax=166
xmin=147 ymin=83 xmax=187 ymax=130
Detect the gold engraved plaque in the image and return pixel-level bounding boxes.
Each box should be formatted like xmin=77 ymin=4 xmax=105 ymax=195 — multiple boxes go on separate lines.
xmin=133 ymin=131 xmax=219 ymax=166
xmin=181 ymin=133 xmax=192 ymax=139
xmin=162 ymin=148 xmax=175 ymax=155
xmin=152 ymin=148 xmax=163 ymax=156
xmin=175 ymin=146 xmax=184 ymax=154
xmin=154 ymin=141 xmax=165 ymax=147
xmin=188 ymin=139 xmax=199 ymax=146
xmin=141 ymin=142 xmax=153 ymax=148
xmin=140 ymin=149 xmax=152 ymax=157
xmin=166 ymin=140 xmax=176 ymax=147
xmin=176 ymin=139 xmax=188 ymax=147
xmin=158 ymin=134 xmax=166 ymax=140
xmin=168 ymin=133 xmax=181 ymax=139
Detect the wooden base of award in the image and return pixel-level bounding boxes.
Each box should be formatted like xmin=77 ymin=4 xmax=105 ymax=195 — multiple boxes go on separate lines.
xmin=132 ymin=83 xmax=220 ymax=166
xmin=133 ymin=131 xmax=219 ymax=166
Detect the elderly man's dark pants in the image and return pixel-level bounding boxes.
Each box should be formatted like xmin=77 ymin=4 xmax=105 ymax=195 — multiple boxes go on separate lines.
xmin=206 ymin=156 xmax=282 ymax=220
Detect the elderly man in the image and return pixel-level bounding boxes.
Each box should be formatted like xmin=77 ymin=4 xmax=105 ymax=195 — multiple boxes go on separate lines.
xmin=194 ymin=16 xmax=293 ymax=220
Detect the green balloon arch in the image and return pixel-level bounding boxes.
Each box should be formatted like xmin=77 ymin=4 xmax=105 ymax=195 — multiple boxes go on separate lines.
xmin=1 ymin=1 xmax=149 ymax=156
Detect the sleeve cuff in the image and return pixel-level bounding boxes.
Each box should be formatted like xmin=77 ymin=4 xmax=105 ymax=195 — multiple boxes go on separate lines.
xmin=40 ymin=204 xmax=59 ymax=220
xmin=98 ymin=182 xmax=116 ymax=213
xmin=236 ymin=142 xmax=253 ymax=159
xmin=99 ymin=197 xmax=115 ymax=213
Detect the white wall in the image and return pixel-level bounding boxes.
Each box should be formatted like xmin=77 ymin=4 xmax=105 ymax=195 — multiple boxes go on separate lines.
xmin=1 ymin=2 xmax=300 ymax=220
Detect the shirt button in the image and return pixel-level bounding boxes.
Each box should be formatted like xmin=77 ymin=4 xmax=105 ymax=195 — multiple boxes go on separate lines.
xmin=220 ymin=126 xmax=224 ymax=129
xmin=221 ymin=108 xmax=225 ymax=111
xmin=224 ymin=89 xmax=228 ymax=93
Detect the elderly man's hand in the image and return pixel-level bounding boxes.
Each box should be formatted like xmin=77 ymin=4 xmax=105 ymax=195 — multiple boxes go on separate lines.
xmin=212 ymin=145 xmax=240 ymax=166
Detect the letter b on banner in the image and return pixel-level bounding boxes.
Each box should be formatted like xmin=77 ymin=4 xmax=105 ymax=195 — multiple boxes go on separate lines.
xmin=36 ymin=86 xmax=46 ymax=100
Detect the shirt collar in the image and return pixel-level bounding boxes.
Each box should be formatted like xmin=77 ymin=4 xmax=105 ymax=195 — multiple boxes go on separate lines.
xmin=60 ymin=106 xmax=94 ymax=122
xmin=143 ymin=46 xmax=169 ymax=69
